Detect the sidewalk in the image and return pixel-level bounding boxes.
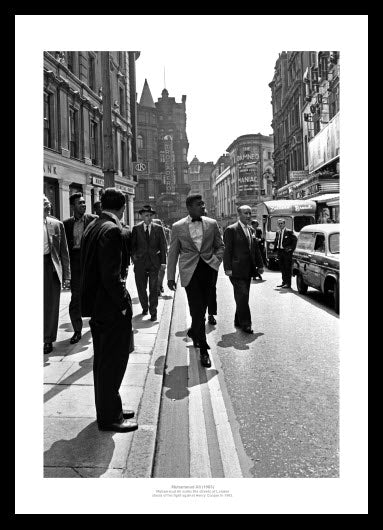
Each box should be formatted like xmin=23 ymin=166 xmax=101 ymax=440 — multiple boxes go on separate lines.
xmin=43 ymin=270 xmax=176 ymax=478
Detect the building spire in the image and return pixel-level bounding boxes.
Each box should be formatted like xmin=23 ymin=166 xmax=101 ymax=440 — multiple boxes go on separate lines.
xmin=139 ymin=78 xmax=156 ymax=108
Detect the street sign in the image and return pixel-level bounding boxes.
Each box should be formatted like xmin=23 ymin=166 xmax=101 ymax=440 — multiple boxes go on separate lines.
xmin=134 ymin=162 xmax=148 ymax=172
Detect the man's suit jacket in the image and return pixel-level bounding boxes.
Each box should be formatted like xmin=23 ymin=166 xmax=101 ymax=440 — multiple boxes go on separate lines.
xmin=223 ymin=222 xmax=263 ymax=279
xmin=63 ymin=214 xmax=98 ymax=253
xmin=131 ymin=222 xmax=167 ymax=269
xmin=273 ymin=228 xmax=297 ymax=253
xmin=45 ymin=216 xmax=71 ymax=285
xmin=121 ymin=225 xmax=131 ymax=279
xmin=80 ymin=213 xmax=132 ymax=320
xmin=167 ymin=216 xmax=225 ymax=287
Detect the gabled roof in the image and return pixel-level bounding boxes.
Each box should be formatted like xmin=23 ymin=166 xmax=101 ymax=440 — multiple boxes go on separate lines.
xmin=139 ymin=79 xmax=155 ymax=108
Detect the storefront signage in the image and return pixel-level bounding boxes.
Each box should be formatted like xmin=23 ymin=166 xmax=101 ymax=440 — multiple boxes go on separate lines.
xmin=238 ymin=168 xmax=258 ymax=193
xmin=44 ymin=164 xmax=58 ymax=176
xmin=164 ymin=135 xmax=176 ymax=193
xmin=92 ymin=176 xmax=104 ymax=187
xmin=289 ymin=170 xmax=309 ymax=182
xmin=116 ymin=183 xmax=134 ymax=194
xmin=133 ymin=162 xmax=148 ymax=173
xmin=308 ymin=113 xmax=340 ymax=173
xmin=237 ymin=152 xmax=259 ymax=162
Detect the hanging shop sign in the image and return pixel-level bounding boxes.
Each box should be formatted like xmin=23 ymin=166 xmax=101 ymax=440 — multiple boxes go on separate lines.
xmin=164 ymin=135 xmax=176 ymax=193
xmin=308 ymin=113 xmax=340 ymax=173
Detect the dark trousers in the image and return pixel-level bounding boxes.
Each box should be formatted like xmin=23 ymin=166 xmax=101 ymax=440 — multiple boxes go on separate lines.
xmin=278 ymin=249 xmax=293 ymax=286
xmin=185 ymin=259 xmax=215 ymax=350
xmin=44 ymin=254 xmax=61 ymax=343
xmin=69 ymin=250 xmax=83 ymax=333
xmin=134 ymin=263 xmax=159 ymax=315
xmin=230 ymin=277 xmax=252 ymax=328
xmin=207 ymin=268 xmax=218 ymax=315
xmin=90 ymin=313 xmax=132 ymax=426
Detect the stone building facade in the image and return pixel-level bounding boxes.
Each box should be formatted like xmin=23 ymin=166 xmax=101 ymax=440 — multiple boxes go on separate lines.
xmin=270 ymin=51 xmax=340 ymax=221
xmin=188 ymin=156 xmax=214 ymax=215
xmin=135 ymin=82 xmax=190 ymax=224
xmin=43 ymin=51 xmax=139 ymax=226
xmin=225 ymin=134 xmax=274 ymax=215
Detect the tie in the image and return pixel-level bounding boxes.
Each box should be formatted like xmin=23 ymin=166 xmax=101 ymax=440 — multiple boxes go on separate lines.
xmin=279 ymin=230 xmax=283 ymax=249
xmin=145 ymin=226 xmax=149 ymax=243
xmin=191 ymin=217 xmax=202 ymax=222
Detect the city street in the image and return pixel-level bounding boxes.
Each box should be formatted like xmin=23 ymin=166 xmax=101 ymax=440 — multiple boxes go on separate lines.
xmin=154 ymin=267 xmax=339 ymax=478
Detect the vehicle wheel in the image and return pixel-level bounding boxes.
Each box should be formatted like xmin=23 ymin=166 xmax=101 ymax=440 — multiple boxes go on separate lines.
xmin=334 ymin=282 xmax=339 ymax=314
xmin=296 ymin=273 xmax=308 ymax=294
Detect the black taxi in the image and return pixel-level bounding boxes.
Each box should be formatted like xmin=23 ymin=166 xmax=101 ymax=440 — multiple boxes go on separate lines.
xmin=292 ymin=223 xmax=339 ymax=313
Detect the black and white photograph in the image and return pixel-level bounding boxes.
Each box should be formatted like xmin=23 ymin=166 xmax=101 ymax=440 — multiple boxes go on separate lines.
xmin=15 ymin=14 xmax=368 ymax=515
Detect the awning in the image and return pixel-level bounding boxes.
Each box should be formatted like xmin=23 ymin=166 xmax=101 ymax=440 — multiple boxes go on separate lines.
xmin=310 ymin=193 xmax=340 ymax=203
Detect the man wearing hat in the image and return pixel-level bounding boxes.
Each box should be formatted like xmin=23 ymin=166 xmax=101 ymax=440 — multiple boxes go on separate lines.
xmin=131 ymin=205 xmax=167 ymax=321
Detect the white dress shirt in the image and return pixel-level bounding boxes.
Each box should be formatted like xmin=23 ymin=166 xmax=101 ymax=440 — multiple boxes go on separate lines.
xmin=238 ymin=220 xmax=252 ymax=247
xmin=278 ymin=228 xmax=285 ymax=249
xmin=187 ymin=215 xmax=203 ymax=251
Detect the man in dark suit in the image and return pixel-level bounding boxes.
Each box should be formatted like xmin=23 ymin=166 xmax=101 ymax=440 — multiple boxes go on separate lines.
xmin=167 ymin=194 xmax=225 ymax=368
xmin=80 ymin=188 xmax=137 ymax=433
xmin=251 ymin=219 xmax=266 ymax=279
xmin=44 ymin=195 xmax=71 ymax=355
xmin=223 ymin=205 xmax=264 ymax=333
xmin=274 ymin=218 xmax=297 ymax=288
xmin=131 ymin=205 xmax=167 ymax=322
xmin=63 ymin=193 xmax=98 ymax=344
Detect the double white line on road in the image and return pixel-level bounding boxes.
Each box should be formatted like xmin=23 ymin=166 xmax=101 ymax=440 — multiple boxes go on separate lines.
xmin=186 ymin=316 xmax=243 ymax=478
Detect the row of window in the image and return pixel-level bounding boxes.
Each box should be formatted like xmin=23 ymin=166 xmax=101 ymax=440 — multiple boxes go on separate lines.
xmin=44 ymin=91 xmax=129 ymax=173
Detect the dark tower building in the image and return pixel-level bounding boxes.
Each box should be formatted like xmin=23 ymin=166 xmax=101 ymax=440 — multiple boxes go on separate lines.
xmin=136 ymin=82 xmax=189 ymax=224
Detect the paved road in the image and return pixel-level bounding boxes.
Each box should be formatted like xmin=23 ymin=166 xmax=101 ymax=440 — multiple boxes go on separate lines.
xmin=153 ymin=267 xmax=339 ymax=478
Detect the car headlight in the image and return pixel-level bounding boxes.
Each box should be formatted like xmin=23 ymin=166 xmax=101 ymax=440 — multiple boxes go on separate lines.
xmin=269 ymin=243 xmax=274 ymax=249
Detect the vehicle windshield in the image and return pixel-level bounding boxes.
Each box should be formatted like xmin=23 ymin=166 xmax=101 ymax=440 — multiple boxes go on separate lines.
xmin=329 ymin=233 xmax=340 ymax=254
xmin=296 ymin=231 xmax=315 ymax=251
xmin=294 ymin=216 xmax=315 ymax=232
xmin=269 ymin=216 xmax=292 ymax=231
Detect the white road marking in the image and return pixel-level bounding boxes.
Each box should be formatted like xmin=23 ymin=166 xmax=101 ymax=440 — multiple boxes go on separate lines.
xmin=187 ymin=348 xmax=212 ymax=478
xmin=185 ymin=300 xmax=243 ymax=478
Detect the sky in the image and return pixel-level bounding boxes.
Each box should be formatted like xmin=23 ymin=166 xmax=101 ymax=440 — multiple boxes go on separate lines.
xmin=15 ymin=14 xmax=368 ymax=514
xmin=135 ymin=44 xmax=276 ymax=164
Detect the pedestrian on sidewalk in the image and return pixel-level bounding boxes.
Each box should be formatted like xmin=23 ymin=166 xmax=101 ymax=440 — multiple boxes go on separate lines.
xmin=167 ymin=194 xmax=225 ymax=368
xmin=152 ymin=218 xmax=168 ymax=296
xmin=223 ymin=205 xmax=264 ymax=334
xmin=131 ymin=205 xmax=167 ymax=322
xmin=250 ymin=219 xmax=266 ymax=279
xmin=80 ymin=187 xmax=137 ymax=433
xmin=43 ymin=195 xmax=71 ymax=355
xmin=274 ymin=218 xmax=297 ymax=289
xmin=63 ymin=193 xmax=97 ymax=345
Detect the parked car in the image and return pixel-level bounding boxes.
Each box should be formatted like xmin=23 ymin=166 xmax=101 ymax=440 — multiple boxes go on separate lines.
xmin=292 ymin=223 xmax=339 ymax=313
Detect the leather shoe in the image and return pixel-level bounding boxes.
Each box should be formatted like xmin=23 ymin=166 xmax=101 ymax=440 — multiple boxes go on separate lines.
xmin=123 ymin=409 xmax=135 ymax=419
xmin=44 ymin=342 xmax=53 ymax=354
xmin=208 ymin=315 xmax=217 ymax=325
xmin=234 ymin=321 xmax=240 ymax=327
xmin=242 ymin=326 xmax=254 ymax=334
xmin=142 ymin=309 xmax=148 ymax=315
xmin=200 ymin=351 xmax=211 ymax=367
xmin=150 ymin=312 xmax=157 ymax=321
xmin=98 ymin=419 xmax=138 ymax=432
xmin=187 ymin=328 xmax=200 ymax=348
xmin=70 ymin=332 xmax=82 ymax=344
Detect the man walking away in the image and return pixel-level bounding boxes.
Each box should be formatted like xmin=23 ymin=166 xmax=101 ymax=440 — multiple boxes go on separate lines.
xmin=80 ymin=188 xmax=137 ymax=433
xmin=43 ymin=195 xmax=71 ymax=355
xmin=131 ymin=205 xmax=167 ymax=321
xmin=223 ymin=205 xmax=264 ymax=334
xmin=167 ymin=194 xmax=225 ymax=368
xmin=274 ymin=218 xmax=297 ymax=289
xmin=63 ymin=193 xmax=97 ymax=344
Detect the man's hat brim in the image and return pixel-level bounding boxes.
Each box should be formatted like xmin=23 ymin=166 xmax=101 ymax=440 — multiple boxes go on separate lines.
xmin=138 ymin=208 xmax=156 ymax=214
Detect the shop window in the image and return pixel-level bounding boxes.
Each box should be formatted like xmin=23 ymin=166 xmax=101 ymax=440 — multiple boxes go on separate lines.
xmin=88 ymin=54 xmax=96 ymax=91
xmin=44 ymin=92 xmax=53 ymax=148
xmin=69 ymin=107 xmax=79 ymax=158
